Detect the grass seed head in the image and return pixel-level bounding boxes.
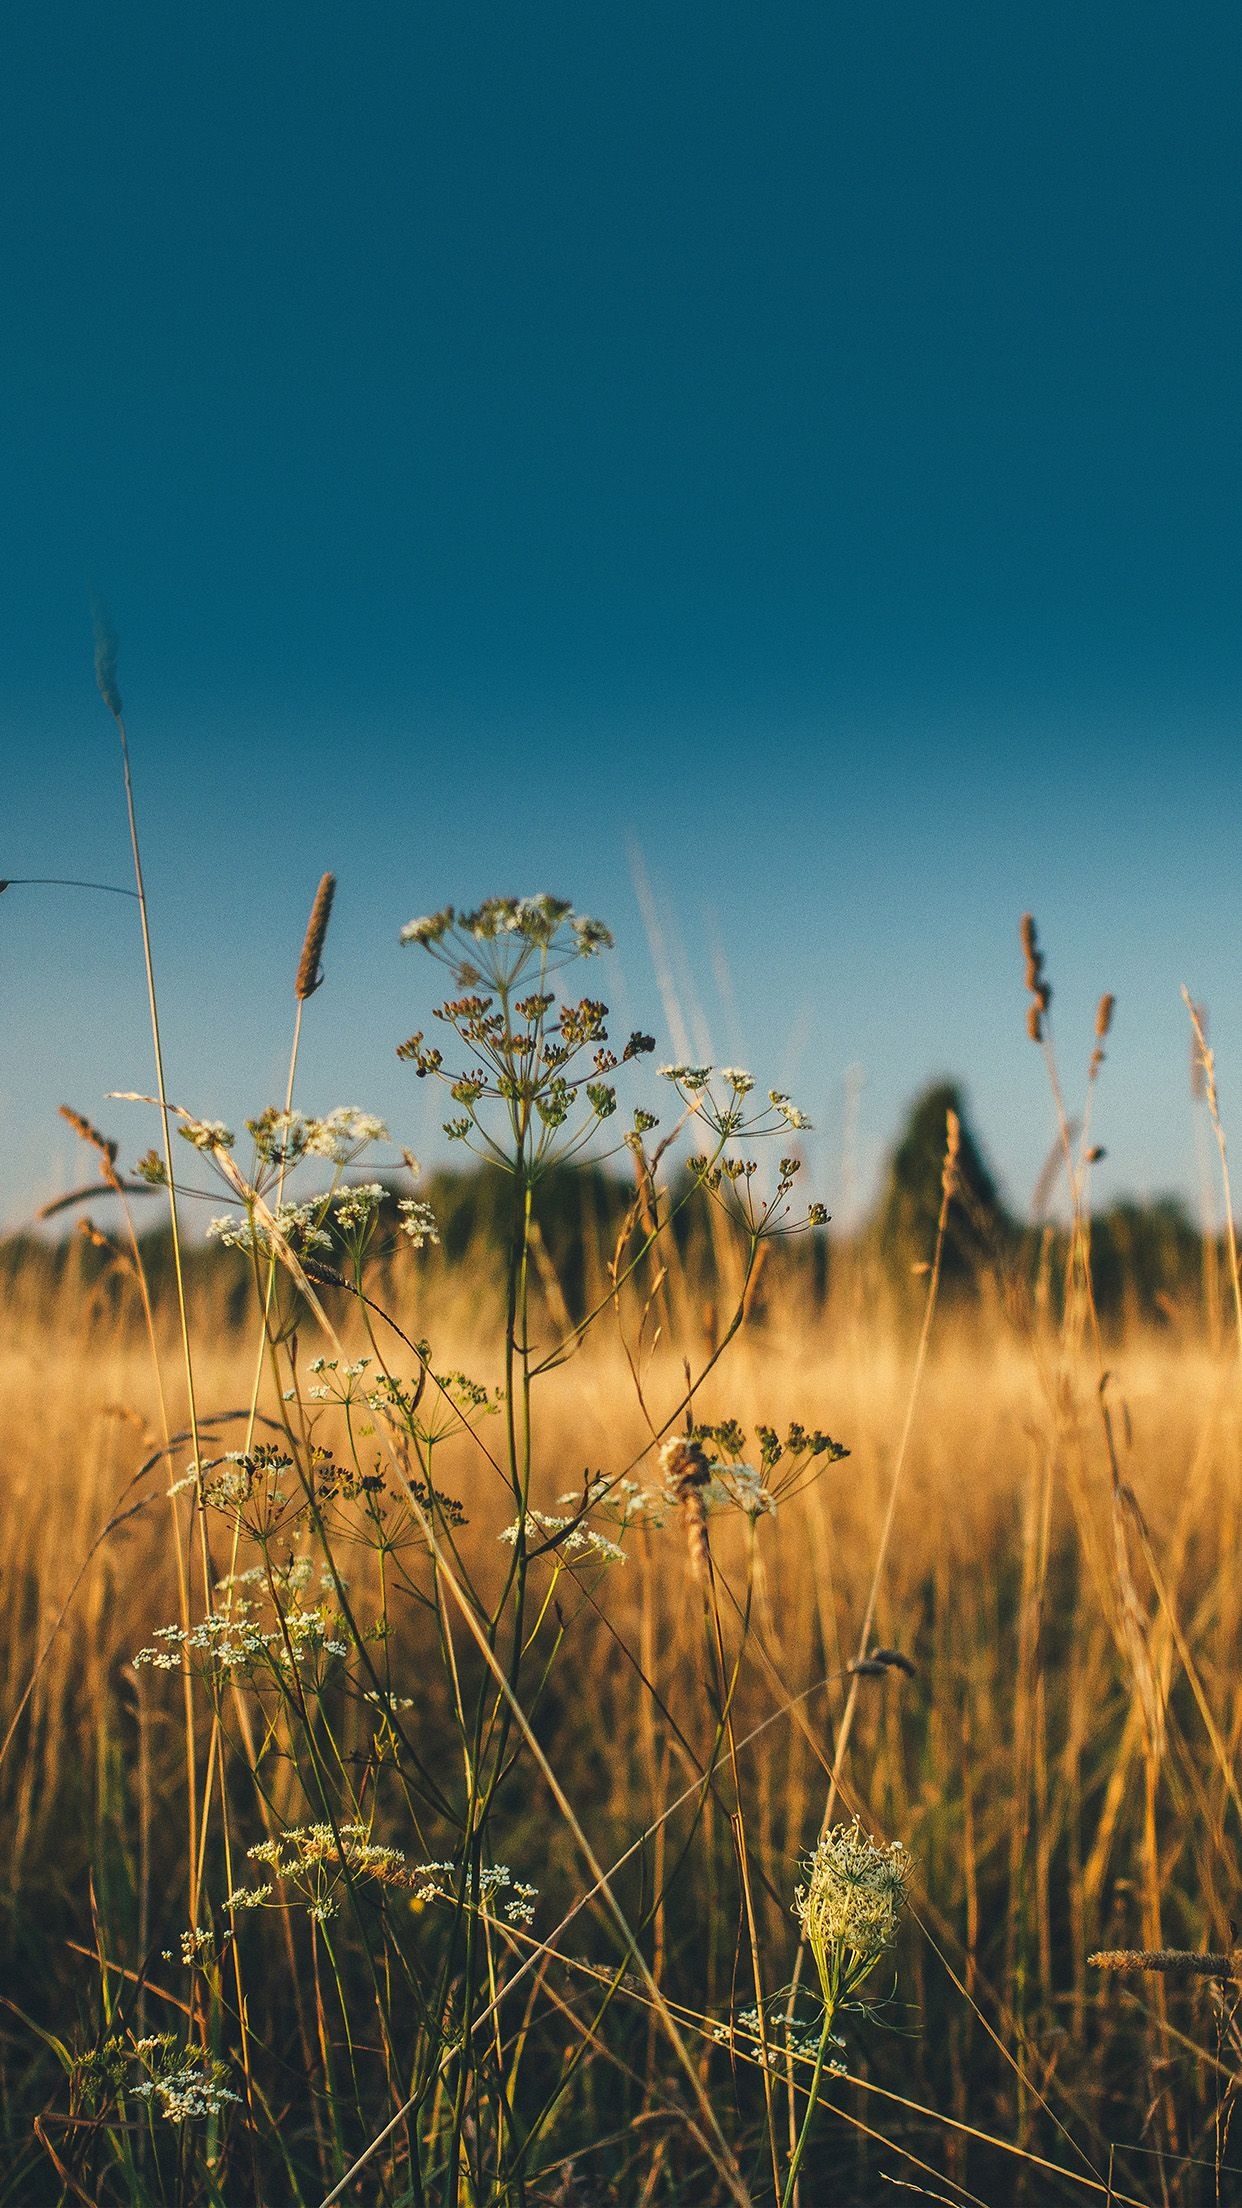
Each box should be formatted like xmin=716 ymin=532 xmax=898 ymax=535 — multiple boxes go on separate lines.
xmin=295 ymin=873 xmax=337 ymax=1000
xmin=660 ymin=1435 xmax=712 ymax=1580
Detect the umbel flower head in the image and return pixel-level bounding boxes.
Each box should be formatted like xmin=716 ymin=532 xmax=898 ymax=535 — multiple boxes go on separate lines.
xmin=795 ymin=1818 xmax=910 ymax=2006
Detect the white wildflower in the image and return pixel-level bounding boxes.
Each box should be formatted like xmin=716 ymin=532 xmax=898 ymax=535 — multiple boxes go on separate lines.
xmin=795 ymin=1820 xmax=910 ymax=2002
xmin=769 ymin=1091 xmax=812 ymax=1130
xmin=133 ymin=2060 xmax=239 ymax=2124
xmin=304 ymin=1108 xmax=388 ymax=1160
xmin=397 ymin=1198 xmax=439 ymax=1247
xmin=658 ymin=1064 xmax=713 ymax=1090
xmin=334 ymin=1182 xmax=385 ymax=1228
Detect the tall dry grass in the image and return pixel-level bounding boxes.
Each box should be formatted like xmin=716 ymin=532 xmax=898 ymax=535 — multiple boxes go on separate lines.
xmin=3 ymin=1232 xmax=1240 ymax=2204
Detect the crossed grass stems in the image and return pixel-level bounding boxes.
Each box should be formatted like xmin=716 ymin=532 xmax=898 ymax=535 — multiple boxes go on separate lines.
xmin=8 ymin=643 xmax=1240 ymax=2205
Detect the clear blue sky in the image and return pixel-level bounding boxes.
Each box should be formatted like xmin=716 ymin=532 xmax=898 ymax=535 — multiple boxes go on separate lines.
xmin=3 ymin=2 xmax=1242 ymax=1229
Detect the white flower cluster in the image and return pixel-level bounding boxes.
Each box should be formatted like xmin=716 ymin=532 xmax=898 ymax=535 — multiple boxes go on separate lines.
xmin=557 ymin=1475 xmax=668 ymax=1530
xmin=410 ymin=1861 xmax=538 ymax=1925
xmin=498 ymin=1509 xmax=626 ymax=1566
xmin=400 ymin=896 xmax=611 ymax=954
xmin=245 ymin=1822 xmax=414 ymax=1922
xmin=795 ymin=1819 xmax=910 ymax=1978
xmin=175 ymin=1925 xmax=213 ymax=1968
xmin=230 ymin=1106 xmax=389 ymax=1173
xmin=293 ymin=1354 xmax=373 ymax=1404
xmin=657 ymin=1066 xmax=813 ymax=1132
xmin=711 ymin=2007 xmax=840 ymax=2073
xmin=132 ymin=2057 xmax=240 ymax=2124
xmin=333 ymin=1181 xmax=386 ymax=1229
xmin=223 ymin=1881 xmax=273 ymax=1910
xmin=134 ymin=1600 xmax=348 ymax=1675
xmin=208 ymin=1199 xmax=332 ymax=1255
xmin=397 ymin=1197 xmax=440 ymax=1246
xmin=768 ymin=1090 xmax=811 ymax=1130
xmin=306 ymin=1108 xmax=388 ymax=1158
xmin=658 ymin=1064 xmax=713 ymax=1090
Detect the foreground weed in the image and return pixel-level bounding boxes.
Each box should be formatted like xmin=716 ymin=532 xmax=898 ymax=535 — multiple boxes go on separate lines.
xmin=33 ymin=886 xmax=850 ymax=2207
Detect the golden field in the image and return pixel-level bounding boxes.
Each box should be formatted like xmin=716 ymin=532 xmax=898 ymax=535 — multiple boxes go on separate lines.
xmin=2 ymin=1193 xmax=1239 ymax=2207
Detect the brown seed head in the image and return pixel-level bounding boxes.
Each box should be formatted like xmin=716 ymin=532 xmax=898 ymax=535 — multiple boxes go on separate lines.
xmin=1019 ymin=912 xmax=1038 ymax=962
xmin=659 ymin=1435 xmax=712 ymax=1581
xmin=59 ymin=1104 xmax=119 ymax=1169
xmin=295 ymin=873 xmax=336 ymax=1001
xmin=660 ymin=1435 xmax=710 ymax=1489
xmin=1095 ymin=993 xmax=1115 ymax=1040
xmin=1026 ymin=1004 xmax=1043 ymax=1044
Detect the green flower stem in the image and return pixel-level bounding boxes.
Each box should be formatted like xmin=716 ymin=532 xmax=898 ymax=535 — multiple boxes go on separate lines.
xmin=781 ymin=2002 xmax=838 ymax=2208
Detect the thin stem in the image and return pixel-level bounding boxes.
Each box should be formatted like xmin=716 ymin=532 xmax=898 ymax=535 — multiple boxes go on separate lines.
xmin=780 ymin=2003 xmax=837 ymax=2208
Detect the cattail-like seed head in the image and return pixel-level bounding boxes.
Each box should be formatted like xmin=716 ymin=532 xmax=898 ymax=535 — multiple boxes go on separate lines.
xmin=1019 ymin=912 xmax=1038 ymax=962
xmin=1095 ymin=993 xmax=1115 ymax=1040
xmin=295 ymin=873 xmax=336 ymax=1000
xmin=1027 ymin=1004 xmax=1043 ymax=1044
xmin=59 ymin=1104 xmax=118 ymax=1167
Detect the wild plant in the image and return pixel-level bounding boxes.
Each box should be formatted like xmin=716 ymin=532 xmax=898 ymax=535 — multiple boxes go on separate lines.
xmin=36 ymin=882 xmax=882 ymax=2207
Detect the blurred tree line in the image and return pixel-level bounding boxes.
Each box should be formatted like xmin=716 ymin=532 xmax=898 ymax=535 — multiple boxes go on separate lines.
xmin=0 ymin=1082 xmax=1221 ymax=1340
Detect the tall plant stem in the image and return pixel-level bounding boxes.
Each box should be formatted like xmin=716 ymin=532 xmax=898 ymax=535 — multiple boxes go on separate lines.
xmin=782 ymin=1109 xmax=958 ymax=2201
xmin=1182 ymin=990 xmax=1242 ymax=1373
xmin=780 ymin=2003 xmax=838 ymax=2208
xmin=100 ymin=670 xmax=209 ymax=1926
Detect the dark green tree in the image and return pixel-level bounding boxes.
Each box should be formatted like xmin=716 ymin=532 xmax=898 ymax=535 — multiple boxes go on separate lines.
xmin=874 ymin=1080 xmax=1009 ymax=1295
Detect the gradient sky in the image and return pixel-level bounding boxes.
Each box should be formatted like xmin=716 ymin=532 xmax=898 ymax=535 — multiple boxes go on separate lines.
xmin=4 ymin=2 xmax=1242 ymax=1230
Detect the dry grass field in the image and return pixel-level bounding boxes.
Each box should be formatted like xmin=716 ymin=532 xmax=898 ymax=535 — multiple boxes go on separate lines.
xmin=2 ymin=1133 xmax=1240 ymax=2204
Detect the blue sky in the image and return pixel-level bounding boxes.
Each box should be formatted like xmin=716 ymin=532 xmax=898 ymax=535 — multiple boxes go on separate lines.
xmin=3 ymin=2 xmax=1242 ymax=1229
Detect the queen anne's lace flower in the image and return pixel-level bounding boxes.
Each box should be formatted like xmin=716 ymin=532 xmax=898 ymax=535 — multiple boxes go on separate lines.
xmin=795 ymin=1819 xmax=910 ymax=1997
